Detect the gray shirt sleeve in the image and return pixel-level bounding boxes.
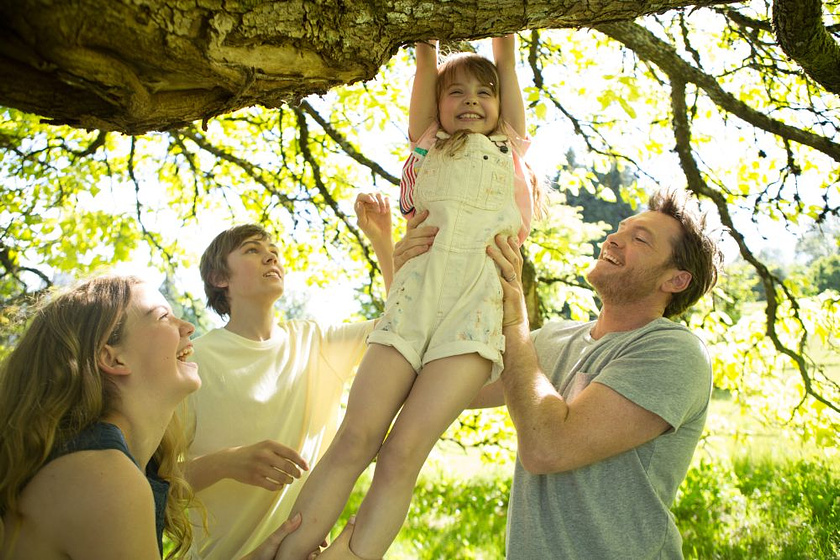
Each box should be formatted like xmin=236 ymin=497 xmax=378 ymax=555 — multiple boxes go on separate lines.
xmin=594 ymin=327 xmax=711 ymax=431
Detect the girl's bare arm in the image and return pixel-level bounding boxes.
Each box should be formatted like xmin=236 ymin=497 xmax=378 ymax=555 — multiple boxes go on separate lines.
xmin=493 ymin=35 xmax=526 ymax=138
xmin=408 ymin=41 xmax=439 ymax=142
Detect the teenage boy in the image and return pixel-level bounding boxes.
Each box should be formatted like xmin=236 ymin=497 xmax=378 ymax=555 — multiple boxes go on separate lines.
xmin=186 ymin=194 xmax=394 ymax=560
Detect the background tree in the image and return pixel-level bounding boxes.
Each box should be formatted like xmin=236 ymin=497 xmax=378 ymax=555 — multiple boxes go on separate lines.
xmin=1 ymin=0 xmax=838 ymax=447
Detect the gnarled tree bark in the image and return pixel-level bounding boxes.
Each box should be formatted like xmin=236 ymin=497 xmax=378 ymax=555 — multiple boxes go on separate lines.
xmin=0 ymin=0 xmax=736 ymax=133
xmin=773 ymin=0 xmax=840 ymax=95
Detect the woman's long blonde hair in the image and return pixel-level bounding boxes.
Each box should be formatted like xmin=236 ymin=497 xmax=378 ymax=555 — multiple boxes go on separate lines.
xmin=0 ymin=276 xmax=194 ymax=558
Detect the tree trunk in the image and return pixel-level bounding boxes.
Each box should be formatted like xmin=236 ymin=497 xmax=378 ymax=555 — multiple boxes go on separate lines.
xmin=0 ymin=0 xmax=737 ymax=134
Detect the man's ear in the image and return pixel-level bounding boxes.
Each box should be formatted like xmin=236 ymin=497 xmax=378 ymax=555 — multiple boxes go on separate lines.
xmin=98 ymin=344 xmax=131 ymax=376
xmin=663 ymin=269 xmax=692 ymax=294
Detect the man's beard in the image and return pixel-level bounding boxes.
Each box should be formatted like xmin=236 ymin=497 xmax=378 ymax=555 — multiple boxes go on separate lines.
xmin=587 ymin=263 xmax=667 ymax=307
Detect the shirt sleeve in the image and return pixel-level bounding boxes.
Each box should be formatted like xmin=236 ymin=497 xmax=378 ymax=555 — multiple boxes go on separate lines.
xmin=594 ymin=328 xmax=712 ymax=432
xmin=399 ymin=123 xmax=439 ymax=216
xmin=501 ymin=120 xmax=531 ymax=157
xmin=400 ymin=150 xmax=423 ymax=216
xmin=499 ymin=120 xmax=534 ymax=243
xmin=320 ymin=320 xmax=375 ymax=383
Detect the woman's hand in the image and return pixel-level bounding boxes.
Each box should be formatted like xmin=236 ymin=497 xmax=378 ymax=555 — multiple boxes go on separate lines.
xmin=393 ymin=210 xmax=437 ymax=273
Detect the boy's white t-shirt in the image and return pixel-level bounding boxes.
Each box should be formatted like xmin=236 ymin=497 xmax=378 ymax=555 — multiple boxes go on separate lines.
xmin=187 ymin=320 xmax=373 ymax=560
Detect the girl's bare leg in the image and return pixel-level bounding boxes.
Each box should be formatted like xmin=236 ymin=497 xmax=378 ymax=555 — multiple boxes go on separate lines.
xmin=348 ymin=353 xmax=491 ymax=559
xmin=274 ymin=344 xmax=416 ymax=560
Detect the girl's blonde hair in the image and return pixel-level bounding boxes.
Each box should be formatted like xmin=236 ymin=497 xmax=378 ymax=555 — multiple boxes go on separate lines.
xmin=0 ymin=276 xmax=194 ymax=557
xmin=434 ymin=51 xmax=546 ymax=220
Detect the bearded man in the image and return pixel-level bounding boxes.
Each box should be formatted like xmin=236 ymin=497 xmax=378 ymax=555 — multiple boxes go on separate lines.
xmin=478 ymin=188 xmax=724 ymax=559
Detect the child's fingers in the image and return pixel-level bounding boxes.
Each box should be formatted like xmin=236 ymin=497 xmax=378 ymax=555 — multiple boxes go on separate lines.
xmin=372 ymin=192 xmax=387 ymax=212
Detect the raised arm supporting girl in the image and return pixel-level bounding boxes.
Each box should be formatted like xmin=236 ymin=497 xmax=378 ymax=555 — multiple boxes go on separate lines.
xmin=276 ymin=35 xmax=540 ymax=560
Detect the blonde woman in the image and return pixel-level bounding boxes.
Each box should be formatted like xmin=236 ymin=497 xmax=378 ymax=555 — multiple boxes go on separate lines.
xmin=0 ymin=276 xmax=320 ymax=559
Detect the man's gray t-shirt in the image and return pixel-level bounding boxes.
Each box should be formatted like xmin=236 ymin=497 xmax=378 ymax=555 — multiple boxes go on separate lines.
xmin=506 ymin=318 xmax=712 ymax=560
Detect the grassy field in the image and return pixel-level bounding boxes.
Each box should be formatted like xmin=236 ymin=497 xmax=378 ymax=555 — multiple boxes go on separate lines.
xmin=167 ymin=395 xmax=837 ymax=559
xmin=328 ymin=393 xmax=840 ymax=559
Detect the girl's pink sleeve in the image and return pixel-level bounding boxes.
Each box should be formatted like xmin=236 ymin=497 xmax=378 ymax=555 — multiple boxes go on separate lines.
xmin=399 ymin=123 xmax=438 ymax=217
xmin=501 ymin=122 xmax=534 ymax=243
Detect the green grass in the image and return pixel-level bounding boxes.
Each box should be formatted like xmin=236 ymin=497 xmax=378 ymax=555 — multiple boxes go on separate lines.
xmin=327 ymin=398 xmax=840 ymax=559
xmin=328 ymin=453 xmax=839 ymax=559
xmin=335 ymin=468 xmax=509 ymax=559
xmin=168 ymin=425 xmax=838 ymax=559
xmin=169 ymin=395 xmax=838 ymax=558
xmin=675 ymin=456 xmax=840 ymax=559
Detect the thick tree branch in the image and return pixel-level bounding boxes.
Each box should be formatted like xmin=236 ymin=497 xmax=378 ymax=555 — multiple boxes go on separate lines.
xmin=0 ymin=0 xmax=738 ymax=133
xmin=773 ymin=0 xmax=840 ymax=95
xmin=595 ymin=20 xmax=840 ymax=163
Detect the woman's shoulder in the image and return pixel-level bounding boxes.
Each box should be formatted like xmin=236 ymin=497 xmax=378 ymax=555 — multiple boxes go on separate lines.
xmin=15 ymin=450 xmax=158 ymax=557
xmin=21 ymin=448 xmax=150 ymax=518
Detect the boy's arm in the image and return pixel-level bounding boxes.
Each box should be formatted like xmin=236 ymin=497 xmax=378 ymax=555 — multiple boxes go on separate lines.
xmin=408 ymin=40 xmax=439 ymax=142
xmin=185 ymin=440 xmax=308 ymax=492
xmin=493 ymin=35 xmax=526 ymax=138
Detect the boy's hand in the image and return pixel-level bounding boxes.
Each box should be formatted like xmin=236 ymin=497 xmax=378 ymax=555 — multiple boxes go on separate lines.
xmin=355 ymin=193 xmax=392 ymax=243
xmin=223 ymin=440 xmax=309 ymax=491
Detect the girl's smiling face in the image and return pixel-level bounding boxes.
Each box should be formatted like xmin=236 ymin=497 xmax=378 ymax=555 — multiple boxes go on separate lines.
xmin=438 ymin=68 xmax=500 ymax=136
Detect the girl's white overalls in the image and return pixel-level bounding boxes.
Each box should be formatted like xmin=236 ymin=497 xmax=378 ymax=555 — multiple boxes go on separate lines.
xmin=368 ymin=131 xmax=522 ymax=382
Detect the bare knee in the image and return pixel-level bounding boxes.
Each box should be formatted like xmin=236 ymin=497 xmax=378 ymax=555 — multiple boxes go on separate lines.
xmin=330 ymin=421 xmax=385 ymax=467
xmin=373 ymin=436 xmax=428 ymax=486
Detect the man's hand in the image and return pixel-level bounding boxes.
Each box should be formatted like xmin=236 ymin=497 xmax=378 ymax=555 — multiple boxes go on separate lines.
xmin=394 ymin=210 xmax=437 ymax=273
xmin=486 ymin=234 xmax=527 ymax=329
xmin=222 ymin=440 xmax=309 ymax=491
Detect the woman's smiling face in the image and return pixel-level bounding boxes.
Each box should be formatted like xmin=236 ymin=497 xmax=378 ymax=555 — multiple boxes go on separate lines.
xmin=113 ymin=282 xmax=201 ymax=398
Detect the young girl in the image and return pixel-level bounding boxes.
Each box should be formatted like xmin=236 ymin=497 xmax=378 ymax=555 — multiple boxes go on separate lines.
xmin=0 ymin=276 xmax=319 ymax=560
xmin=276 ymin=35 xmax=539 ymax=560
